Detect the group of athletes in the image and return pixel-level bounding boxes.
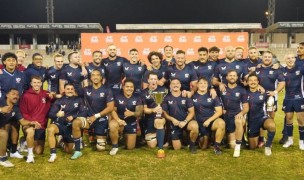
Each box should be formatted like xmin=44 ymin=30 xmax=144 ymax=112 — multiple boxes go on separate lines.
xmin=0 ymin=42 xmax=304 ymax=168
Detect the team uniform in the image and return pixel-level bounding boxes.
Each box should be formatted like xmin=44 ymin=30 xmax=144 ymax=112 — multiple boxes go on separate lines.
xmin=48 ymin=96 xmax=86 ymax=143
xmin=192 ymin=92 xmax=222 ymax=137
xmin=0 ymin=69 xmax=25 ymax=100
xmin=189 ymin=60 xmax=217 ymax=86
xmin=247 ymin=91 xmax=269 ymax=137
xmin=19 ymin=88 xmax=53 ymax=140
xmin=214 ymin=60 xmax=248 ymax=85
xmin=162 ymin=93 xmax=194 ymax=140
xmin=23 ymin=64 xmax=46 ymax=90
xmin=102 ymin=56 xmax=128 ymax=94
xmin=113 ymin=92 xmax=143 ymax=134
xmin=282 ymin=66 xmax=304 ymax=113
xmin=59 ymin=65 xmax=87 ymax=97
xmin=255 ymin=66 xmax=285 ymax=111
xmin=0 ymin=101 xmax=23 ymax=128
xmin=45 ymin=66 xmax=62 ymax=94
xmin=243 ymin=58 xmax=262 ymax=71
xmin=219 ymin=85 xmax=248 ymax=133
xmin=0 ymin=64 xmax=26 ymax=71
xmin=142 ymin=65 xmax=167 ymax=87
xmin=122 ymin=61 xmax=146 ymax=93
xmin=83 ymin=85 xmax=113 ymax=136
xmin=141 ymin=86 xmax=167 ymax=134
xmin=165 ymin=64 xmax=198 ymax=91
xmin=86 ymin=62 xmax=106 ymax=82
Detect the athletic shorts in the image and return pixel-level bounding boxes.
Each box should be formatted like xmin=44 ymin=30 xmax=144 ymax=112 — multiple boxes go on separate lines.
xmin=89 ymin=117 xmax=108 ymax=136
xmin=247 ymin=116 xmax=268 ymax=138
xmin=170 ymin=122 xmax=190 ymax=140
xmin=282 ymin=98 xmax=304 ymax=113
xmin=34 ymin=129 xmax=46 ymax=141
xmin=54 ymin=123 xmax=73 ymax=143
xmin=223 ymin=113 xmax=238 ymax=133
xmin=124 ymin=121 xmax=137 ymax=134
xmin=197 ymin=119 xmax=215 ymax=137
xmin=145 ymin=117 xmax=156 ymax=134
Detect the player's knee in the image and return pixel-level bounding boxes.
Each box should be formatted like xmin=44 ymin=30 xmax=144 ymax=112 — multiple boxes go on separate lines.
xmin=229 ymin=140 xmax=236 ymax=149
xmin=267 ymin=122 xmax=276 ymax=132
xmin=235 ymin=118 xmax=243 ymax=127
xmin=0 ymin=130 xmax=8 ymax=141
xmin=109 ymin=120 xmax=119 ymax=130
xmin=96 ymin=139 xmax=106 ymax=151
xmin=145 ymin=134 xmax=157 ymax=147
xmin=72 ymin=119 xmax=82 ymax=129
xmin=217 ymin=119 xmax=226 ymax=129
xmin=26 ymin=128 xmax=35 ymax=137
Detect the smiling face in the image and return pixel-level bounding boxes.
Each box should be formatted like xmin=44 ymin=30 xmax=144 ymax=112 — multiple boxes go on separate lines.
xmin=225 ymin=46 xmax=235 ymax=60
xmin=297 ymin=44 xmax=304 ymax=58
xmin=248 ymin=48 xmax=258 ymax=61
xmin=32 ymin=55 xmax=43 ymax=68
xmin=129 ymin=50 xmax=139 ymax=64
xmin=90 ymin=70 xmax=103 ymax=84
xmin=30 ymin=78 xmax=42 ymax=92
xmin=226 ymin=71 xmax=238 ymax=85
xmin=64 ymin=85 xmax=76 ymax=97
xmin=123 ymin=81 xmax=134 ymax=97
xmin=175 ymin=53 xmax=185 ymax=66
xmin=54 ymin=56 xmax=64 ymax=69
xmin=285 ymin=54 xmax=296 ymax=68
xmin=170 ymin=79 xmax=181 ymax=92
xmin=247 ymin=75 xmax=259 ymax=89
xmin=3 ymin=57 xmax=17 ymax=72
xmin=262 ymin=52 xmax=273 ymax=66
xmin=107 ymin=45 xmax=117 ymax=58
xmin=197 ymin=78 xmax=208 ymax=92
xmin=93 ymin=51 xmax=102 ymax=65
xmin=198 ymin=51 xmax=208 ymax=63
xmin=7 ymin=89 xmax=20 ymax=104
xmin=164 ymin=46 xmax=173 ymax=58
xmin=151 ymin=55 xmax=161 ymax=67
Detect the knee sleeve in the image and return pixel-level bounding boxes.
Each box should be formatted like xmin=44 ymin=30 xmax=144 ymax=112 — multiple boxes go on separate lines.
xmin=96 ymin=139 xmax=106 ymax=151
xmin=145 ymin=134 xmax=156 ymax=142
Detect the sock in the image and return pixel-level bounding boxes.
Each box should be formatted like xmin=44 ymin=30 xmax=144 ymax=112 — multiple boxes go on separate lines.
xmin=214 ymin=142 xmax=221 ymax=148
xmin=11 ymin=144 xmax=17 ymax=153
xmin=235 ymin=140 xmax=242 ymax=150
xmin=266 ymin=131 xmax=275 ymax=147
xmin=156 ymin=129 xmax=165 ymax=149
xmin=286 ymin=124 xmax=293 ymax=137
xmin=73 ymin=138 xmax=81 ymax=151
xmin=258 ymin=136 xmax=264 ymax=142
xmin=189 ymin=141 xmax=195 ymax=148
xmin=282 ymin=116 xmax=287 ymax=136
xmin=299 ymin=126 xmax=304 ymax=140
xmin=28 ymin=148 xmax=33 ymax=155
xmin=112 ymin=144 xmax=118 ymax=148
xmin=0 ymin=156 xmax=8 ymax=161
xmin=50 ymin=148 xmax=56 ymax=154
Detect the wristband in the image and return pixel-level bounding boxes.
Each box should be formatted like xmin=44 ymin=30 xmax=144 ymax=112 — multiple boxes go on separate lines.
xmin=94 ymin=113 xmax=101 ymax=119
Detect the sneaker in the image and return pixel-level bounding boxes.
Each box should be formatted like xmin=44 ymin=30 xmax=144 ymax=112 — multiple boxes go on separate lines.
xmin=157 ymin=149 xmax=165 ymax=158
xmin=299 ymin=141 xmax=304 ymax=150
xmin=214 ymin=146 xmax=222 ymax=155
xmin=0 ymin=160 xmax=14 ymax=168
xmin=10 ymin=151 xmax=24 ymax=159
xmin=18 ymin=137 xmax=28 ymax=152
xmin=265 ymin=147 xmax=272 ymax=156
xmin=283 ymin=139 xmax=294 ymax=148
xmin=190 ymin=146 xmax=197 ymax=154
xmin=233 ymin=149 xmax=240 ymax=158
xmin=48 ymin=154 xmax=57 ymax=163
xmin=70 ymin=151 xmax=82 ymax=160
xmin=279 ymin=136 xmax=288 ymax=144
xmin=109 ymin=148 xmax=119 ymax=156
xmin=257 ymin=140 xmax=265 ymax=148
xmin=26 ymin=154 xmax=35 ymax=163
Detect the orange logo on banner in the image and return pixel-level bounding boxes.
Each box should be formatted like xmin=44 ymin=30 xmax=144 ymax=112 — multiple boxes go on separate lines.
xmin=81 ymin=33 xmax=248 ymax=63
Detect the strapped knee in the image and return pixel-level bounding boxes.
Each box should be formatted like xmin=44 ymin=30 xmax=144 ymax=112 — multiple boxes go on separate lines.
xmin=96 ymin=139 xmax=106 ymax=151
xmin=145 ymin=134 xmax=156 ymax=142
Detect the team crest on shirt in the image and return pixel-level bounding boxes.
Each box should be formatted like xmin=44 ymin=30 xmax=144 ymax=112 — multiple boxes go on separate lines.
xmin=256 ymin=71 xmax=260 ymax=74
xmin=132 ymin=101 xmax=136 ymax=105
xmin=222 ymin=91 xmax=227 ymax=95
xmin=86 ymin=91 xmax=91 ymax=96
xmin=181 ymin=100 xmax=186 ymax=104
xmin=221 ymin=66 xmax=226 ymax=70
xmin=125 ymin=67 xmax=129 ymax=71
xmin=145 ymin=95 xmax=150 ymax=99
xmin=283 ymin=72 xmax=287 ymax=76
xmin=269 ymin=71 xmax=274 ymax=75
xmin=119 ymin=100 xmax=124 ymax=104
xmin=89 ymin=69 xmax=93 ymax=73
xmin=100 ymin=93 xmax=104 ymax=97
xmin=193 ymin=99 xmax=197 ymax=103
xmin=50 ymin=75 xmax=56 ymax=79
xmin=207 ymin=98 xmax=212 ymax=102
xmin=117 ymin=62 xmax=121 ymax=66
xmin=168 ymin=101 xmax=173 ymax=104
xmin=259 ymin=95 xmax=264 ymax=100
xmin=296 ymin=71 xmax=300 ymax=75
xmin=42 ymin=98 xmax=46 ymax=103
xmin=74 ymin=103 xmax=79 ymax=108
xmin=138 ymin=67 xmax=142 ymax=71
xmin=171 ymin=73 xmax=176 ymax=77
xmin=208 ymin=65 xmax=212 ymax=70
xmin=194 ymin=66 xmax=199 ymax=70
xmin=235 ymin=65 xmax=240 ymax=69
xmin=235 ymin=92 xmax=240 ymax=97
xmin=185 ymin=74 xmax=189 ymax=78
xmin=104 ymin=63 xmax=108 ymax=67
xmin=16 ymin=78 xmax=21 ymax=84
xmin=60 ymin=105 xmax=66 ymax=109
xmin=67 ymin=72 xmax=72 ymax=76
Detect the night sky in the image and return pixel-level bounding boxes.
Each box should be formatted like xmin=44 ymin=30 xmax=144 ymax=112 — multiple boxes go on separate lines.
xmin=1 ymin=0 xmax=303 ymax=30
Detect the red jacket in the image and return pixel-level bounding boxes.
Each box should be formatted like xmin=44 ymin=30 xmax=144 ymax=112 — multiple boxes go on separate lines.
xmin=19 ymin=88 xmax=53 ymax=129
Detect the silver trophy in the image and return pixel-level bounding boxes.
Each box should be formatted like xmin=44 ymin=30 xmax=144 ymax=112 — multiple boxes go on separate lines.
xmin=266 ymin=96 xmax=275 ymax=112
xmin=149 ymin=89 xmax=168 ymax=118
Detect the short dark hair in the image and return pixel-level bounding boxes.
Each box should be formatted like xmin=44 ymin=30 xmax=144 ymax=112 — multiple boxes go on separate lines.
xmin=147 ymin=71 xmax=158 ymax=79
xmin=32 ymin=53 xmax=43 ymax=60
xmin=147 ymin=51 xmax=163 ymax=63
xmin=226 ymin=69 xmax=238 ymax=76
xmin=209 ymin=46 xmax=220 ymax=53
xmin=129 ymin=48 xmax=138 ymax=54
xmin=7 ymin=88 xmax=19 ymax=94
xmin=1 ymin=52 xmax=17 ymax=65
xmin=92 ymin=50 xmax=102 ymax=56
xmin=68 ymin=52 xmax=78 ymax=62
xmin=198 ymin=47 xmax=208 ymax=53
xmin=64 ymin=83 xmax=74 ymax=88
xmin=198 ymin=77 xmax=208 ymax=83
xmin=91 ymin=69 xmax=103 ymax=77
xmin=247 ymin=72 xmax=259 ymax=82
xmin=176 ymin=50 xmax=185 ymax=55
xmin=164 ymin=45 xmax=173 ymax=51
xmin=299 ymin=42 xmax=304 ymax=46
xmin=30 ymin=75 xmax=42 ymax=82
xmin=170 ymin=78 xmax=181 ymax=84
xmin=124 ymin=79 xmax=134 ymax=86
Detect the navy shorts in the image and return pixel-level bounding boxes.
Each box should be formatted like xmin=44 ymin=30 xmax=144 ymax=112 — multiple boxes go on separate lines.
xmin=282 ymin=98 xmax=304 ymax=113
xmin=54 ymin=123 xmax=73 ymax=143
xmin=170 ymin=122 xmax=190 ymax=140
xmin=247 ymin=116 xmax=268 ymax=138
xmin=145 ymin=117 xmax=156 ymax=134
xmin=89 ymin=117 xmax=108 ymax=136
xmin=124 ymin=121 xmax=137 ymax=134
xmin=34 ymin=129 xmax=46 ymax=141
xmin=197 ymin=119 xmax=215 ymax=137
xmin=223 ymin=113 xmax=237 ymax=133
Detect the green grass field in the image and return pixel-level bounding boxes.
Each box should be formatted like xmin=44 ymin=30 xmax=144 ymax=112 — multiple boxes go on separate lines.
xmin=1 ymin=92 xmax=304 ymax=179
